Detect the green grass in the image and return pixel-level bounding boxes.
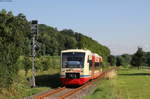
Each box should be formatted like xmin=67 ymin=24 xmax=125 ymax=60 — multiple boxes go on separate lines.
xmin=0 ymin=56 xmax=61 ymax=99
xmin=116 ymin=68 xmax=150 ymax=99
xmin=19 ymin=68 xmax=60 ymax=98
xmin=84 ymin=79 xmax=117 ymax=99
xmin=0 ymin=68 xmax=60 ymax=99
xmin=84 ymin=67 xmax=150 ymax=99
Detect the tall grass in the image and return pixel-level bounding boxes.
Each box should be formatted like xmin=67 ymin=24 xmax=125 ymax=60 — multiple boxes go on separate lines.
xmin=84 ymin=79 xmax=118 ymax=99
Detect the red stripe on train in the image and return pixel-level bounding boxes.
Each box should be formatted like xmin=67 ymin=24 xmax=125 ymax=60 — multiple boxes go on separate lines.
xmin=60 ymin=77 xmax=90 ymax=85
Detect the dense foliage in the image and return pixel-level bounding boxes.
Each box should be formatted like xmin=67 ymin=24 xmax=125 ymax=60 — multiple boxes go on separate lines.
xmin=37 ymin=26 xmax=110 ymax=58
xmin=144 ymin=52 xmax=150 ymax=66
xmin=0 ymin=9 xmax=30 ymax=89
xmin=131 ymin=47 xmax=145 ymax=69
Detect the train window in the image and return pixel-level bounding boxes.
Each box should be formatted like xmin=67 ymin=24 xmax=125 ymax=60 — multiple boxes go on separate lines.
xmin=62 ymin=52 xmax=85 ymax=68
xmin=88 ymin=61 xmax=100 ymax=69
xmin=88 ymin=60 xmax=92 ymax=67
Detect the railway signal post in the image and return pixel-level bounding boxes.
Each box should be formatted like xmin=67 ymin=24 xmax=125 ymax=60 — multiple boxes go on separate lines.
xmin=31 ymin=20 xmax=38 ymax=87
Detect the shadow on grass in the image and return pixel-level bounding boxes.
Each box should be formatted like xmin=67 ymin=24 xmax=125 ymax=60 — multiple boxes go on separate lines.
xmin=119 ymin=73 xmax=150 ymax=76
xmin=93 ymin=88 xmax=102 ymax=94
xmin=34 ymin=73 xmax=61 ymax=88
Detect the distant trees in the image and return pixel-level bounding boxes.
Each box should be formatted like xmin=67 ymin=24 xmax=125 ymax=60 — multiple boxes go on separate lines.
xmin=121 ymin=54 xmax=132 ymax=66
xmin=107 ymin=54 xmax=132 ymax=67
xmin=144 ymin=52 xmax=150 ymax=66
xmin=131 ymin=47 xmax=144 ymax=69
xmin=108 ymin=48 xmax=150 ymax=69
xmin=116 ymin=56 xmax=124 ymax=66
xmin=37 ymin=24 xmax=110 ymax=58
xmin=108 ymin=55 xmax=116 ymax=66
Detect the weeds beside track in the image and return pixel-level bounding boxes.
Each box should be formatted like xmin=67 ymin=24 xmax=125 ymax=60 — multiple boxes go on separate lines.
xmin=31 ymin=67 xmax=117 ymax=99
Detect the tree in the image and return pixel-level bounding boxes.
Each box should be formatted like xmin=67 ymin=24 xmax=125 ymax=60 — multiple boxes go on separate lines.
xmin=131 ymin=47 xmax=144 ymax=69
xmin=0 ymin=9 xmax=29 ymax=89
xmin=143 ymin=52 xmax=150 ymax=66
xmin=108 ymin=55 xmax=116 ymax=66
xmin=121 ymin=54 xmax=132 ymax=66
xmin=116 ymin=56 xmax=124 ymax=66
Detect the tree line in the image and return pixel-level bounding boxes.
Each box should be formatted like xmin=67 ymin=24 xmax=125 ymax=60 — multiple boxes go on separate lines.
xmin=0 ymin=9 xmax=110 ymax=89
xmin=108 ymin=47 xmax=150 ymax=69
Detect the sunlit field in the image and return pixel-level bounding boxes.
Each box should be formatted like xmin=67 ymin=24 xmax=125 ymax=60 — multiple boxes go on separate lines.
xmin=84 ymin=67 xmax=150 ymax=99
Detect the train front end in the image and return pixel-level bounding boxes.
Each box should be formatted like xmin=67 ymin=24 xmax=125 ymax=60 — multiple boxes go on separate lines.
xmin=60 ymin=49 xmax=90 ymax=85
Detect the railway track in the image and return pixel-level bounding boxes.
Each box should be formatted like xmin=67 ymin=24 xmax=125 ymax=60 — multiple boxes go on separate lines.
xmin=32 ymin=67 xmax=117 ymax=99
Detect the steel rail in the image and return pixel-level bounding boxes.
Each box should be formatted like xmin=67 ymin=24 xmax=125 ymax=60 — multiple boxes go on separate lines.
xmin=34 ymin=87 xmax=66 ymax=99
xmin=57 ymin=82 xmax=92 ymax=99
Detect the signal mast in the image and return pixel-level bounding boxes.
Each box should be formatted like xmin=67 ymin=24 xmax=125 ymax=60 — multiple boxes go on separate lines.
xmin=31 ymin=20 xmax=38 ymax=87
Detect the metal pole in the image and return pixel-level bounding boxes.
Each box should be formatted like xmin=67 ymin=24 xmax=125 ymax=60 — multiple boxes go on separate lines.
xmin=32 ymin=34 xmax=36 ymax=87
xmin=31 ymin=20 xmax=38 ymax=87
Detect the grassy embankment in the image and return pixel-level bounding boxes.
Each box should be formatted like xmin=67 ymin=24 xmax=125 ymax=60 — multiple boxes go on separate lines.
xmin=0 ymin=56 xmax=61 ymax=99
xmin=84 ymin=67 xmax=150 ymax=99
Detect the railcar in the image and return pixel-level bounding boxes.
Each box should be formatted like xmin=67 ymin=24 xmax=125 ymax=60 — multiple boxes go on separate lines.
xmin=60 ymin=49 xmax=103 ymax=85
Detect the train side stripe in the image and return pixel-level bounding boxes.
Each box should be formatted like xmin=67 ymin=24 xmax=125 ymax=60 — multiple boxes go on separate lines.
xmin=60 ymin=75 xmax=91 ymax=77
xmin=80 ymin=75 xmax=91 ymax=77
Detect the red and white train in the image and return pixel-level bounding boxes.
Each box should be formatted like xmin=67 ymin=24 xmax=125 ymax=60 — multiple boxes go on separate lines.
xmin=60 ymin=49 xmax=103 ymax=85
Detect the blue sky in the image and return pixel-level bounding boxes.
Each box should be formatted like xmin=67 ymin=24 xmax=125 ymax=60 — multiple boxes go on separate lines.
xmin=0 ymin=0 xmax=150 ymax=55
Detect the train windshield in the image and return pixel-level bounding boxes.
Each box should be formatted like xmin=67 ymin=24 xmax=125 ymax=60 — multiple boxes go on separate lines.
xmin=62 ymin=52 xmax=85 ymax=68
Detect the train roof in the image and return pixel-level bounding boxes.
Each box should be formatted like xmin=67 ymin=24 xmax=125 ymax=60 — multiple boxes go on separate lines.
xmin=61 ymin=49 xmax=92 ymax=53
